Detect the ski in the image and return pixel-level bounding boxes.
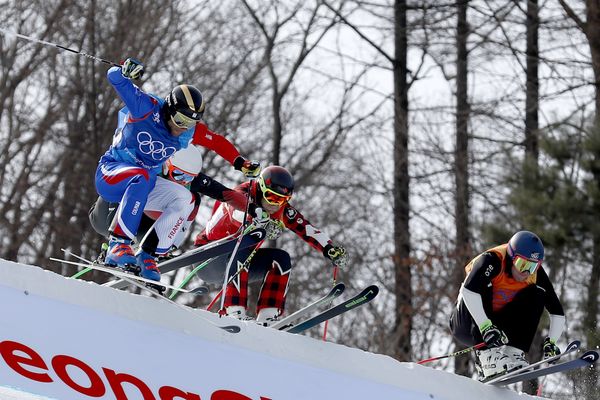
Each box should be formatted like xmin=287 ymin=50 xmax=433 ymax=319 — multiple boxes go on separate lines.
xmin=109 ymin=270 xmax=241 ymax=333
xmin=95 ymin=227 xmax=266 ymax=291
xmin=270 ymin=283 xmax=346 ymax=330
xmin=158 ymin=227 xmax=266 ymax=274
xmin=484 ymin=340 xmax=581 ymax=384
xmin=51 ymin=257 xmax=193 ymax=294
xmin=491 ymin=350 xmax=599 ymax=386
xmin=284 ymin=285 xmax=379 ymax=334
xmin=53 ymin=256 xmax=240 ymax=333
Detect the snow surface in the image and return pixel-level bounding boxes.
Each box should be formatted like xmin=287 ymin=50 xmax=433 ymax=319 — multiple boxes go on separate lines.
xmin=0 ymin=386 xmax=55 ymax=400
xmin=0 ymin=258 xmax=547 ymax=400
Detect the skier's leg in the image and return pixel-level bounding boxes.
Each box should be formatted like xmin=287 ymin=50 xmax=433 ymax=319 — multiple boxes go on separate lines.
xmin=139 ymin=177 xmax=196 ymax=255
xmin=95 ymin=162 xmax=156 ymax=268
xmin=254 ymin=249 xmax=292 ymax=325
xmin=491 ymin=285 xmax=546 ymax=352
xmin=222 ymin=247 xmax=254 ymax=318
xmin=449 ymin=299 xmax=482 ymax=347
xmin=88 ymin=196 xmax=116 ymax=238
xmin=134 ymin=178 xmax=195 ymax=280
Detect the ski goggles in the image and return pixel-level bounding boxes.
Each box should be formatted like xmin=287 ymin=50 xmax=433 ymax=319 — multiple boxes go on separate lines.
xmin=513 ymin=255 xmax=542 ymax=274
xmin=167 ymin=166 xmax=195 ymax=184
xmin=258 ymin=179 xmax=292 ymax=206
xmin=170 ymin=111 xmax=200 ymax=129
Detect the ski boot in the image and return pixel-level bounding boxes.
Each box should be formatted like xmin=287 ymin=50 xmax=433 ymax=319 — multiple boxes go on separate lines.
xmin=498 ymin=345 xmax=529 ymax=372
xmin=135 ymin=250 xmax=161 ymax=281
xmin=476 ymin=347 xmax=505 ymax=381
xmin=476 ymin=345 xmax=528 ymax=381
xmin=224 ymin=306 xmax=254 ymax=322
xmin=256 ymin=307 xmax=280 ymax=327
xmin=105 ymin=236 xmax=137 ymax=270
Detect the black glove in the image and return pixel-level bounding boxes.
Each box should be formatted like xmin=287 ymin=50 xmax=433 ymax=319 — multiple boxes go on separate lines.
xmin=542 ymin=337 xmax=561 ymax=360
xmin=121 ymin=58 xmax=144 ymax=80
xmin=234 ymin=156 xmax=261 ymax=178
xmin=479 ymin=321 xmax=508 ymax=348
xmin=323 ymin=244 xmax=348 ymax=268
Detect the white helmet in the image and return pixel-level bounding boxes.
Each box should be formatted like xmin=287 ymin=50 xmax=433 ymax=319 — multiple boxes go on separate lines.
xmin=163 ymin=145 xmax=203 ymax=184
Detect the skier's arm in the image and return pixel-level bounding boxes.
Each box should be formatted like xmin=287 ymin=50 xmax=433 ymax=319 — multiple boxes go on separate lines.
xmin=191 ymin=123 xmax=241 ymax=166
xmin=189 ymin=173 xmax=247 ymax=210
xmin=461 ymin=253 xmax=503 ymax=327
xmin=192 ymin=124 xmax=260 ymax=177
xmin=282 ymin=205 xmax=332 ymax=253
xmin=106 ymin=66 xmax=155 ymax=119
xmin=536 ymin=266 xmax=566 ymax=342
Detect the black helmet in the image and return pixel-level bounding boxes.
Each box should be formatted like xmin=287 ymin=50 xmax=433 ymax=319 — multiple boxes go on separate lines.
xmin=164 ymin=85 xmax=205 ymax=128
xmin=258 ymin=166 xmax=294 ymax=206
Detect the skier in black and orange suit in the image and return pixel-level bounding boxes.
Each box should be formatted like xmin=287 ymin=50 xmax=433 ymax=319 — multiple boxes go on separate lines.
xmin=449 ymin=230 xmax=565 ymax=380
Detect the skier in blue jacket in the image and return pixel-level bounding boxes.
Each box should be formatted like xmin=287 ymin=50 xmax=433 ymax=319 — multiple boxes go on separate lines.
xmin=95 ymin=58 xmax=259 ymax=281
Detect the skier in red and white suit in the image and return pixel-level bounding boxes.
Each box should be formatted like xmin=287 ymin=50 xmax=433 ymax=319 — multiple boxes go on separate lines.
xmin=194 ymin=165 xmax=348 ymax=326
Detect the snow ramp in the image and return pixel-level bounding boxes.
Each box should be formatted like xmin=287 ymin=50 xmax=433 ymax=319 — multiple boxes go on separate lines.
xmin=0 ymin=259 xmax=544 ymax=400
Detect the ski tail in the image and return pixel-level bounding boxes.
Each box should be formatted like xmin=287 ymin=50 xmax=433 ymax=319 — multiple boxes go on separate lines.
xmin=285 ymin=285 xmax=379 ymax=334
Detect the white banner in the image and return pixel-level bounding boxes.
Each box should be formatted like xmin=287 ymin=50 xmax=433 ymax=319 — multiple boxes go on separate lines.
xmin=0 ymin=260 xmax=542 ymax=400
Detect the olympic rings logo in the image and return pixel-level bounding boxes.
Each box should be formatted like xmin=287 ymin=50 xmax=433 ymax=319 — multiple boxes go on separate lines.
xmin=137 ymin=132 xmax=176 ymax=161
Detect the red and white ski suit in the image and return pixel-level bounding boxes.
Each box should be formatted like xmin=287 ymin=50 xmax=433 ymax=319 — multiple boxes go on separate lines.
xmin=195 ymin=180 xmax=334 ymax=314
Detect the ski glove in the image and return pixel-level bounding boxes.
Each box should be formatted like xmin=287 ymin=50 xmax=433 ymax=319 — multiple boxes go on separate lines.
xmin=234 ymin=156 xmax=261 ymax=178
xmin=479 ymin=320 xmax=508 ymax=348
xmin=252 ymin=208 xmax=284 ymax=239
xmin=542 ymin=337 xmax=561 ymax=360
xmin=121 ymin=58 xmax=144 ymax=80
xmin=323 ymin=244 xmax=348 ymax=268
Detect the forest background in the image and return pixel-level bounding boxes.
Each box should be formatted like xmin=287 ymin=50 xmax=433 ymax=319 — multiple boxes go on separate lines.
xmin=0 ymin=1 xmax=598 ymax=398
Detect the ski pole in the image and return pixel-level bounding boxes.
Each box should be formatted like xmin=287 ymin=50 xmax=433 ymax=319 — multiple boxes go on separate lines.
xmin=168 ymin=258 xmax=214 ymax=300
xmin=417 ymin=342 xmax=486 ymax=364
xmin=217 ymin=181 xmax=256 ymax=312
xmin=322 ymin=265 xmax=339 ymax=341
xmin=0 ymin=28 xmax=120 ymax=67
xmin=206 ymin=228 xmax=266 ymax=311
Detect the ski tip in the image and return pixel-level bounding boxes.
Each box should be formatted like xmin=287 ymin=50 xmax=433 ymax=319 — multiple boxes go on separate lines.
xmin=191 ymin=286 xmax=209 ymax=295
xmin=566 ymin=340 xmax=581 ymax=352
xmin=221 ymin=325 xmax=241 ymax=333
xmin=367 ymin=284 xmax=380 ymax=296
xmin=582 ymin=350 xmax=599 ymax=363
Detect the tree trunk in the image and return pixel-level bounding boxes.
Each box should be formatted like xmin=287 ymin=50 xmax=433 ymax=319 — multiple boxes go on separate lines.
xmin=583 ymin=2 xmax=600 ymax=397
xmin=393 ymin=0 xmax=412 ymax=362
xmin=453 ymin=0 xmax=471 ymax=376
xmin=522 ymin=1 xmax=542 ymax=395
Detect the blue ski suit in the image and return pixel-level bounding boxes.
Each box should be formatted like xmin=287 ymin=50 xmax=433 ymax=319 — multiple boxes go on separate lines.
xmin=95 ymin=66 xmax=194 ymax=239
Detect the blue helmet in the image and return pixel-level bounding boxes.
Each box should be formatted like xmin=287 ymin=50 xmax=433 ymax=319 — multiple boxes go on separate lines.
xmin=507 ymin=231 xmax=544 ymax=262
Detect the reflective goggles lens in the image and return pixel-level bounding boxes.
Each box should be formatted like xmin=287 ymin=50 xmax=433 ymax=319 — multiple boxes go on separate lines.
xmin=262 ymin=189 xmax=291 ymax=206
xmin=513 ymin=255 xmax=541 ymax=274
xmin=171 ymin=111 xmax=199 ymax=129
xmin=258 ymin=176 xmax=292 ymax=206
xmin=169 ymin=167 xmax=195 ymax=184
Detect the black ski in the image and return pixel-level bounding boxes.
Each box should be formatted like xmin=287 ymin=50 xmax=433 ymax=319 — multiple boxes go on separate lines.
xmin=158 ymin=228 xmax=266 ymax=273
xmin=285 ymin=285 xmax=379 ymax=334
xmin=491 ymin=350 xmax=599 ymax=386
xmin=270 ymin=283 xmax=346 ymax=330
